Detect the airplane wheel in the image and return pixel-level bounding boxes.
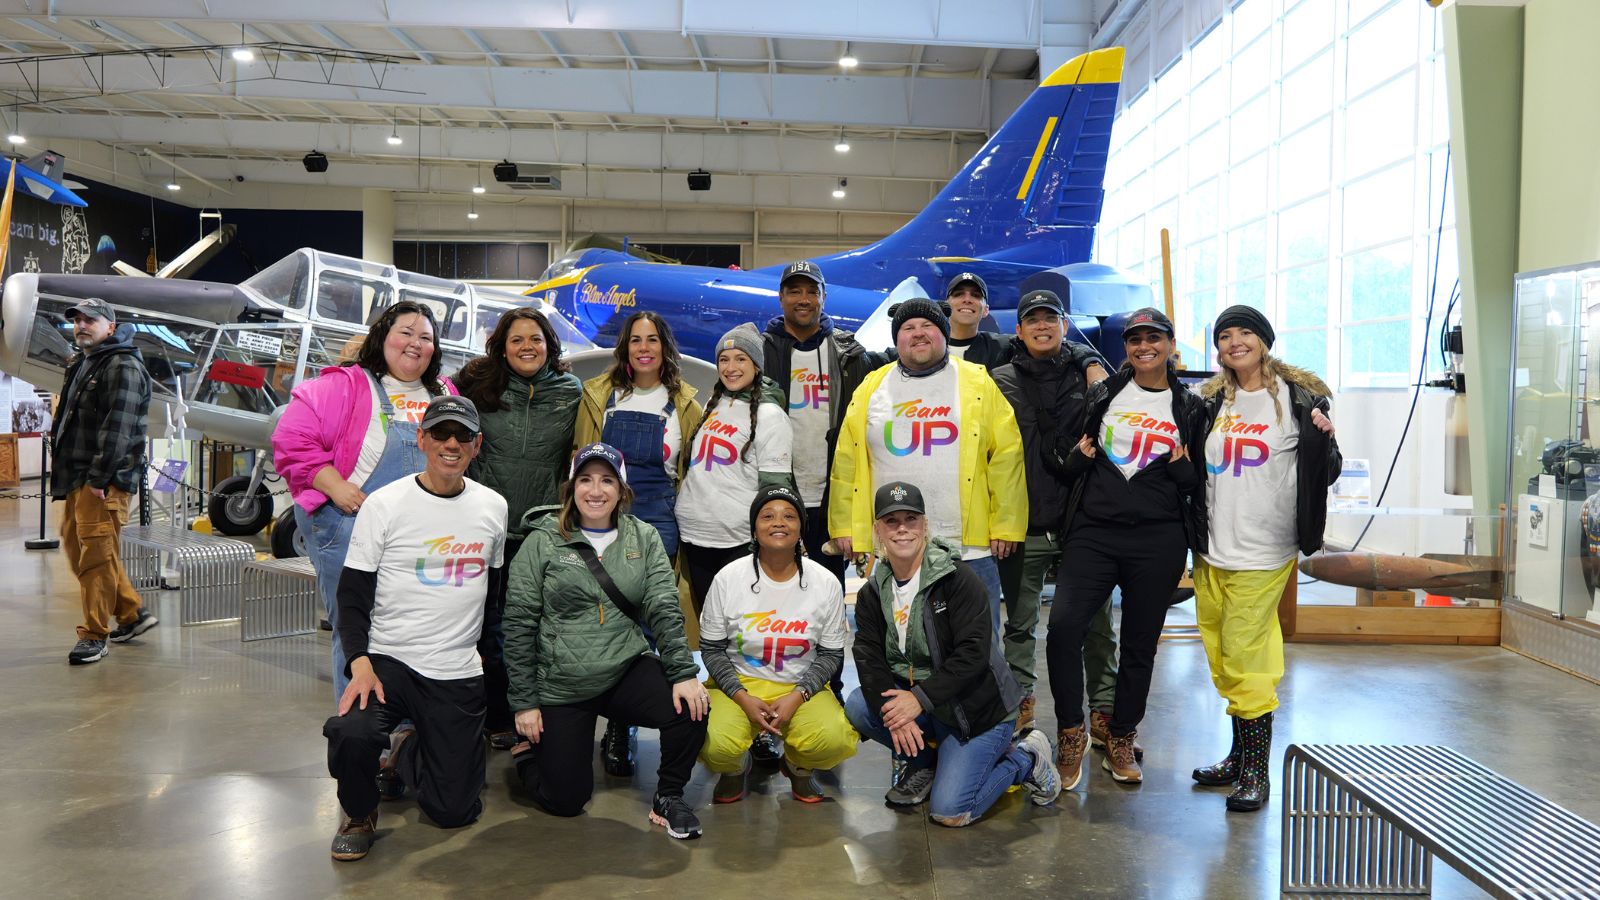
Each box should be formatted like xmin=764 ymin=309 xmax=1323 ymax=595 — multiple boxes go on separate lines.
xmin=270 ymin=507 xmax=305 ymax=558
xmin=209 ymin=475 xmax=274 ymax=536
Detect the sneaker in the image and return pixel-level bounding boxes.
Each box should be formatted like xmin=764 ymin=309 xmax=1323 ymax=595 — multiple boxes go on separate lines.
xmin=330 ymin=812 xmax=377 ymax=861
xmin=510 ymin=742 xmax=540 ymax=796
xmin=68 ymin=638 xmax=109 ymax=665
xmin=649 ymin=793 xmax=703 ymax=840
xmin=108 ymin=609 xmax=158 ymax=643
xmin=1014 ymin=694 xmax=1036 ymax=735
xmin=1103 ymin=731 xmax=1143 ymax=783
xmin=1089 ymin=710 xmax=1144 ymax=761
xmin=884 ymin=765 xmax=936 ymax=807
xmin=376 ymin=728 xmax=413 ymax=801
xmin=782 ymin=757 xmax=825 ymax=804
xmin=1019 ymin=729 xmax=1061 ymax=806
xmin=1055 ymin=725 xmax=1088 ymax=790
xmin=750 ymin=731 xmax=783 ymax=766
xmin=600 ymin=721 xmax=636 ymax=777
xmin=713 ymin=755 xmax=751 ymax=804
xmin=487 ymin=731 xmax=519 ymax=752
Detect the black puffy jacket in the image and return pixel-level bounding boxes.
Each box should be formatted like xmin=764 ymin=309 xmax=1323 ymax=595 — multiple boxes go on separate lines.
xmin=991 ymin=337 xmax=1108 ymax=533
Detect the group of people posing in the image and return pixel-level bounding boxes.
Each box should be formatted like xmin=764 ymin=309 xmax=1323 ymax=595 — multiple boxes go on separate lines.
xmin=268 ymin=261 xmax=1340 ymax=860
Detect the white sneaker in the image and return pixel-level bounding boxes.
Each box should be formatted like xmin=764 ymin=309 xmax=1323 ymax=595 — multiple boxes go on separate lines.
xmin=1020 ymin=729 xmax=1062 ymax=806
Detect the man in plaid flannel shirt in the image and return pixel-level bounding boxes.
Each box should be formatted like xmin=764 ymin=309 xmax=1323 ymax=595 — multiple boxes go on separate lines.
xmin=49 ymin=298 xmax=155 ymax=665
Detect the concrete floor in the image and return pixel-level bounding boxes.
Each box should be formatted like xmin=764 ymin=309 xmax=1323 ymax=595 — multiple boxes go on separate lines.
xmin=4 ymin=496 xmax=1598 ymax=899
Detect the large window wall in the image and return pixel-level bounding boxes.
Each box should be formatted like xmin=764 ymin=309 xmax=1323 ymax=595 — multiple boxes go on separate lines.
xmin=1096 ymin=0 xmax=1457 ymax=388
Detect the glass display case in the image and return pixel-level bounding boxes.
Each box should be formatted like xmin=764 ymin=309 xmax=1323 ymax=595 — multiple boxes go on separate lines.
xmin=1505 ymin=261 xmax=1600 ymax=625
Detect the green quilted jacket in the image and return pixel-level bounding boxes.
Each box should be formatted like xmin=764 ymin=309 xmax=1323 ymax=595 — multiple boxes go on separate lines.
xmin=467 ymin=368 xmax=582 ymax=540
xmin=503 ymin=506 xmax=697 ymax=710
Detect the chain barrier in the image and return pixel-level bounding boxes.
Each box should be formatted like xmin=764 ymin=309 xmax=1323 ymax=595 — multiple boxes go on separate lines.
xmin=2 ymin=482 xmax=290 ymax=503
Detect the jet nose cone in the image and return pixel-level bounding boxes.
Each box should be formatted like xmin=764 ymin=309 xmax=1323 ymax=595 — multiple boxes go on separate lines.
xmin=1 ymin=272 xmax=42 ymax=378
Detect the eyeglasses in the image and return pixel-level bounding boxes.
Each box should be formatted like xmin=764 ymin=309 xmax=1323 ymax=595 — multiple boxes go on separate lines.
xmin=426 ymin=424 xmax=477 ymax=443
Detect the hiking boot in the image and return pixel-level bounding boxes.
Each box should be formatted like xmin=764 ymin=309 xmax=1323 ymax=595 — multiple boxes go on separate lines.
xmin=782 ymin=757 xmax=825 ymax=804
xmin=330 ymin=812 xmax=377 ymax=861
xmin=713 ymin=755 xmax=751 ymax=804
xmin=1227 ymin=712 xmax=1273 ymax=812
xmin=649 ymin=793 xmax=703 ymax=839
xmin=376 ymin=728 xmax=412 ymax=800
xmin=1103 ymin=731 xmax=1143 ymax=783
xmin=1089 ymin=710 xmax=1143 ymax=760
xmin=108 ymin=609 xmax=158 ymax=643
xmin=1055 ymin=725 xmax=1087 ymax=790
xmin=68 ymin=638 xmax=109 ymax=665
xmin=1015 ymin=694 xmax=1036 ymax=735
xmin=1193 ymin=716 xmax=1242 ymax=786
xmin=751 ymin=731 xmax=783 ymax=765
xmin=884 ymin=765 xmax=936 ymax=807
xmin=1019 ymin=728 xmax=1061 ymax=806
xmin=600 ymin=720 xmax=635 ymax=777
xmin=487 ymin=731 xmax=519 ymax=752
xmin=511 ymin=742 xmax=540 ymax=796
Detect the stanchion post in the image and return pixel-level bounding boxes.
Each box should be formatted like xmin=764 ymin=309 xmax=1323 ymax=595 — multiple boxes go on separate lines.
xmin=25 ymin=433 xmax=59 ymax=551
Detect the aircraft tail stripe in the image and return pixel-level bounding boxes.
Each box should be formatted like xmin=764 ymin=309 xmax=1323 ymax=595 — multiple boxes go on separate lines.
xmin=1014 ymin=116 xmax=1060 ymax=201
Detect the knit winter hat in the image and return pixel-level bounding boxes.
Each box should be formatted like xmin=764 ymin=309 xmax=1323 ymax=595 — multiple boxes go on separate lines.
xmin=891 ymin=298 xmax=951 ymax=341
xmin=1213 ymin=304 xmax=1276 ymax=348
xmin=749 ymin=485 xmax=807 ymax=541
xmin=714 ymin=322 xmax=765 ymax=368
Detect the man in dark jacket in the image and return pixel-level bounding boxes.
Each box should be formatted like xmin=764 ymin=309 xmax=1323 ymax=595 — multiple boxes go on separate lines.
xmin=943 ymin=272 xmax=1013 ymax=369
xmin=50 ymin=298 xmax=154 ymax=666
xmin=761 ymin=259 xmax=882 ymax=584
xmin=991 ymin=290 xmax=1109 ymax=732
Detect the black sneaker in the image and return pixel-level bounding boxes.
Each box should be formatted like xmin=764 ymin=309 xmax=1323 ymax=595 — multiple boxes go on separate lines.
xmin=109 ymin=609 xmax=158 ymax=643
xmin=750 ymin=731 xmax=782 ymax=766
xmin=600 ymin=721 xmax=636 ymax=777
xmin=884 ymin=765 xmax=936 ymax=807
xmin=649 ymin=793 xmax=703 ymax=840
xmin=68 ymin=638 xmax=109 ymax=665
xmin=330 ymin=812 xmax=377 ymax=861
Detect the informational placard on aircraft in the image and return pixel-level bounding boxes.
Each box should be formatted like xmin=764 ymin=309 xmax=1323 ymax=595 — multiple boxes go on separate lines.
xmin=1331 ymin=458 xmax=1371 ymax=510
xmin=150 ymin=458 xmax=189 ymax=494
xmin=236 ymin=331 xmax=284 ymax=357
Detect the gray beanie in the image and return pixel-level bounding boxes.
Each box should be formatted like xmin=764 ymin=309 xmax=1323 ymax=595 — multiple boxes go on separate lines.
xmin=714 ymin=322 xmax=765 ymax=369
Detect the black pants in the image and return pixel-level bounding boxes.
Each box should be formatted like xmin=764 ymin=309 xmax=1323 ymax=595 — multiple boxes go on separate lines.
xmin=323 ymin=655 xmax=486 ymax=826
xmin=529 ymin=655 xmax=707 ymax=817
xmin=481 ymin=536 xmax=524 ymax=734
xmin=680 ymin=540 xmax=750 ymax=615
xmin=1046 ymin=521 xmax=1187 ymax=737
xmin=801 ymin=506 xmax=848 ymax=586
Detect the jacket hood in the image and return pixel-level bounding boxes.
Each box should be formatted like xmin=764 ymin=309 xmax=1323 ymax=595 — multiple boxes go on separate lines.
xmin=764 ymin=313 xmax=836 ymax=348
xmin=1199 ymin=361 xmax=1331 ymax=400
xmin=86 ymin=323 xmax=140 ymax=358
xmin=522 ymin=503 xmax=563 ymax=535
xmin=872 ymin=535 xmax=962 ymax=595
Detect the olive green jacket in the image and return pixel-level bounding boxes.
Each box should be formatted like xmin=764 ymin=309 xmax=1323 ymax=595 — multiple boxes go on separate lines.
xmin=503 ymin=506 xmax=697 ymax=710
xmin=468 ymin=369 xmax=582 ymax=540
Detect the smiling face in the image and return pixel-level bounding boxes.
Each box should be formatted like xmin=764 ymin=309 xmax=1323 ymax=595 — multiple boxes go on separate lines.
xmin=70 ymin=313 xmax=115 ymax=349
xmin=1017 ymin=308 xmax=1064 ymax=358
xmin=1123 ymin=327 xmax=1174 ymax=376
xmin=573 ymin=459 xmax=622 ymax=530
xmin=946 ymin=283 xmax=988 ymax=328
xmin=754 ymin=500 xmax=801 ymax=555
xmin=627 ymin=318 xmax=663 ymax=382
xmin=504 ymin=318 xmax=548 ymax=377
xmin=895 ymin=318 xmax=946 ymax=370
xmin=717 ymin=348 xmax=757 ymax=392
xmin=1215 ymin=326 xmax=1265 ymax=376
xmin=382 ymin=312 xmax=436 ymax=382
xmin=779 ymin=277 xmax=823 ymax=330
xmin=418 ymin=422 xmax=482 ymax=481
xmin=873 ymin=510 xmax=927 ymax=568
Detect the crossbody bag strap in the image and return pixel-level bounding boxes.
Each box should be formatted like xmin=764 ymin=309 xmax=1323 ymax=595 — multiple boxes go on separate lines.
xmin=571 ymin=541 xmax=644 ymax=625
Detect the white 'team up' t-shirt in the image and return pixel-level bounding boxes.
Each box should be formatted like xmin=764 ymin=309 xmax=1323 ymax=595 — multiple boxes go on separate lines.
xmin=699 ymin=556 xmax=848 ymax=685
xmin=1099 ymin=385 xmax=1180 ymax=481
xmin=675 ymin=393 xmax=793 ymax=548
xmin=351 ymin=375 xmax=432 ymax=488
xmin=1203 ymin=377 xmax=1301 ymax=570
xmin=786 ymin=346 xmax=833 ymax=508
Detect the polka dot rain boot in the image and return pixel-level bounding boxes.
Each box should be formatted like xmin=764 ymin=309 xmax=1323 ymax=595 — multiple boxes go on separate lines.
xmin=1226 ymin=711 xmax=1272 ymax=812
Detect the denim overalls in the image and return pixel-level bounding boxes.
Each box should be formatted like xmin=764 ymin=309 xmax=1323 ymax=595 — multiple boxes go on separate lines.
xmin=601 ymin=391 xmax=679 ymax=557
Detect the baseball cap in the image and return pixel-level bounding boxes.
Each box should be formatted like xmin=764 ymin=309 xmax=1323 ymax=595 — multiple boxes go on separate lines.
xmin=64 ymin=298 xmax=115 ymax=323
xmin=874 ymin=481 xmax=926 ymax=518
xmin=1121 ymin=307 xmax=1175 ymax=339
xmin=946 ymin=272 xmax=988 ymax=300
xmin=1017 ymin=290 xmax=1066 ymax=319
xmin=570 ymin=442 xmax=628 ymax=482
xmin=780 ymin=260 xmax=825 ymax=288
xmin=420 ymin=395 xmax=481 ymax=434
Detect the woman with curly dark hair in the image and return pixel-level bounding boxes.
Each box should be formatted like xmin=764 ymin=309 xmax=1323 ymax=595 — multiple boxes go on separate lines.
xmin=453 ymin=307 xmax=582 ymax=749
xmin=273 ymin=300 xmax=459 ymax=703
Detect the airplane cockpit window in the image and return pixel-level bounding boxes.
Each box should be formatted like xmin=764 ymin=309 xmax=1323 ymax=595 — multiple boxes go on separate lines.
xmin=241 ymin=251 xmax=311 ymax=310
xmin=396 ymin=291 xmax=467 ymax=344
xmin=538 ymin=252 xmax=584 ymax=283
xmin=315 ymin=272 xmax=391 ymax=326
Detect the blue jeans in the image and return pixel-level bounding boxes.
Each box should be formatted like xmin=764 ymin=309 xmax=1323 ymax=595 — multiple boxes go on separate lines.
xmin=296 ymin=501 xmax=358 ymax=703
xmin=844 ymin=687 xmax=1031 ymax=827
xmin=966 ymin=554 xmax=1004 ymax=636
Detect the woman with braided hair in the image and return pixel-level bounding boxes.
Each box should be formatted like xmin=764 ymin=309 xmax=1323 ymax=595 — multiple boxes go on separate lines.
xmin=697 ymin=486 xmax=857 ymax=803
xmin=1191 ymin=305 xmax=1340 ymax=812
xmin=675 ymin=322 xmax=794 ymax=615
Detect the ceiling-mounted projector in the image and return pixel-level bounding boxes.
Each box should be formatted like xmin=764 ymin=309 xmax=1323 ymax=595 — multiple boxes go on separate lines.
xmin=302 ymin=151 xmax=329 ymax=173
xmin=688 ymin=169 xmax=711 ymax=191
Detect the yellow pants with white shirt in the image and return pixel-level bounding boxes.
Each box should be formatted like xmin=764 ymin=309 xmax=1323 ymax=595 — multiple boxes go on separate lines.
xmin=1192 ymin=558 xmax=1295 ymax=720
xmin=700 ymin=675 xmax=859 ymax=774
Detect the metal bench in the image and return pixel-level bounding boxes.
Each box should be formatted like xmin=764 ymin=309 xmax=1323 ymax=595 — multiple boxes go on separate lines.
xmin=240 ymin=556 xmax=321 ymax=642
xmin=1282 ymin=743 xmax=1600 ymax=897
xmin=120 ymin=525 xmax=255 ymax=626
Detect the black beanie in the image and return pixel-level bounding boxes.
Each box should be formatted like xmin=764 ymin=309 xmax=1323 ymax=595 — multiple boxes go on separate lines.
xmin=891 ymin=298 xmax=951 ymax=341
xmin=1213 ymin=305 xmax=1276 ymax=348
xmin=750 ymin=485 xmax=807 ymax=541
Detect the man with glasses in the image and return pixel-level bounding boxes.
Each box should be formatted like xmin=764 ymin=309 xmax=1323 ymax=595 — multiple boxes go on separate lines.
xmin=321 ymin=395 xmax=508 ymax=861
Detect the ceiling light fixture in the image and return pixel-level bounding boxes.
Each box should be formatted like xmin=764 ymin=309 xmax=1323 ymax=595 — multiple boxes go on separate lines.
xmin=839 ymin=43 xmax=858 ymax=69
xmin=5 ymin=96 xmax=22 ymax=144
xmin=472 ymin=164 xmax=486 ymax=194
xmin=832 ymin=177 xmax=847 ymax=199
xmin=387 ymin=110 xmax=403 ymax=146
xmin=467 ymin=203 xmax=479 ymax=220
xmin=835 ymin=133 xmax=850 ymax=153
xmin=166 ymin=180 xmax=181 ymax=191
xmin=231 ymin=24 xmax=253 ymax=62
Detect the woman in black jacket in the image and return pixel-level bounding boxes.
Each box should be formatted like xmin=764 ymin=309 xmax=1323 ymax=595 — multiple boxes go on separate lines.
xmin=844 ymin=481 xmax=1060 ymax=826
xmin=1047 ymin=307 xmax=1208 ymax=789
xmin=1190 ymin=306 xmax=1339 ymax=812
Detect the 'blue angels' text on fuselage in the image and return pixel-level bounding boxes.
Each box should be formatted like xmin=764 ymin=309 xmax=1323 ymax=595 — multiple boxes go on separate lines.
xmin=528 ymin=47 xmax=1139 ymax=365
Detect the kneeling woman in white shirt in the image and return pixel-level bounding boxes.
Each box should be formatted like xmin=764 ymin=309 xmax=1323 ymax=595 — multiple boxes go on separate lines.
xmin=698 ymin=486 xmax=858 ymax=803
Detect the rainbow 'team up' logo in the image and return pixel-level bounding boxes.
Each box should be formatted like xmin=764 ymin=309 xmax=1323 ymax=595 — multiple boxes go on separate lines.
xmin=414 ymin=535 xmax=489 ymax=587
xmin=882 ymin=398 xmax=958 ymax=457
xmin=1104 ymin=411 xmax=1177 ymax=470
xmin=689 ymin=412 xmax=741 ymax=469
xmin=790 ymin=367 xmax=830 ymax=410
xmin=1207 ymin=413 xmax=1270 ymax=477
xmin=732 ymin=609 xmax=813 ymax=673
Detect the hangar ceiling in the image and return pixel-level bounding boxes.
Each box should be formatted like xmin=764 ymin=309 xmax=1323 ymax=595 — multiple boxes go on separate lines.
xmin=0 ymin=0 xmax=1108 ymax=215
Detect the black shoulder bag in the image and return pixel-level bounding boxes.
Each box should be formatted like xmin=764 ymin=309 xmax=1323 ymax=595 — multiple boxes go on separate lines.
xmin=571 ymin=542 xmax=644 ymax=625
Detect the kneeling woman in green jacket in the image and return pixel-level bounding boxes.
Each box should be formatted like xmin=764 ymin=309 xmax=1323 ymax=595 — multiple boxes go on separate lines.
xmin=503 ymin=442 xmax=709 ymax=840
